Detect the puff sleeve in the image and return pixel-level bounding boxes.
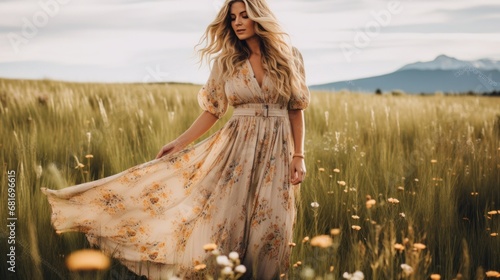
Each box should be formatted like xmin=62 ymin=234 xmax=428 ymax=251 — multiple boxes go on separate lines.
xmin=197 ymin=61 xmax=228 ymax=119
xmin=288 ymin=48 xmax=310 ymax=110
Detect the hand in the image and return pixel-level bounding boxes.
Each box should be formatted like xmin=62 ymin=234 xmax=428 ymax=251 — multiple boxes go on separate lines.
xmin=290 ymin=157 xmax=306 ymax=185
xmin=155 ymin=140 xmax=185 ymax=159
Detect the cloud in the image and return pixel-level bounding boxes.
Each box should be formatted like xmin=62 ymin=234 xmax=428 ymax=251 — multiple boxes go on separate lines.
xmin=0 ymin=0 xmax=499 ymax=85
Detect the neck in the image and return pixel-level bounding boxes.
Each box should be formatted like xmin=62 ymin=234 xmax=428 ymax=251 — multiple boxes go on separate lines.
xmin=245 ymin=36 xmax=261 ymax=56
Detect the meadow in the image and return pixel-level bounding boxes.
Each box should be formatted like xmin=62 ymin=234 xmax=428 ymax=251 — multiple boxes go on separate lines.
xmin=0 ymin=78 xmax=499 ymax=279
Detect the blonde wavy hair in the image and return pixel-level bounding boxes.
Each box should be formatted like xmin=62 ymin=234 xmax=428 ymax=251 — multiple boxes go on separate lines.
xmin=197 ymin=0 xmax=304 ymax=99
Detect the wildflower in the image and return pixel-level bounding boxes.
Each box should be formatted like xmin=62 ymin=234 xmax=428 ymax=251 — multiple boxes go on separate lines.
xmin=366 ymin=199 xmax=376 ymax=209
xmin=343 ymin=270 xmax=364 ymax=279
xmin=485 ymin=271 xmax=500 ymax=277
xmin=413 ymin=243 xmax=426 ymax=250
xmin=280 ymin=274 xmax=286 ymax=278
xmin=400 ymin=264 xmax=413 ymax=275
xmin=431 ymin=159 xmax=437 ymax=163
xmin=387 ymin=198 xmax=400 ymax=204
xmin=73 ymin=155 xmax=84 ymax=169
xmin=228 ymin=251 xmax=239 ymax=261
xmin=351 ymin=215 xmax=360 ymax=220
xmin=234 ymin=264 xmax=246 ymax=274
xmin=216 ymin=255 xmax=232 ymax=267
xmin=491 ymin=233 xmax=498 ymax=237
xmin=310 ymin=235 xmax=333 ymax=248
xmin=211 ymin=249 xmax=221 ymax=256
xmin=194 ymin=264 xmax=206 ymax=271
xmin=301 ymin=267 xmax=315 ymax=279
xmin=85 ymin=154 xmax=94 ymax=159
xmin=337 ymin=180 xmax=346 ymax=186
xmin=351 ymin=225 xmax=361 ymax=231
xmin=399 ymin=212 xmax=406 ymax=218
xmin=397 ymin=186 xmax=405 ymax=191
xmin=302 ymin=236 xmax=310 ymax=243
xmin=203 ymin=243 xmax=217 ymax=252
xmin=288 ymin=242 xmax=296 ymax=247
xmin=414 ymin=178 xmax=419 ymax=182
xmin=75 ymin=163 xmax=84 ymax=169
xmin=394 ymin=243 xmax=405 ymax=251
xmin=318 ymin=167 xmax=325 ymax=172
xmin=310 ymin=202 xmax=320 ymax=208
xmin=430 ymin=274 xmax=441 ymax=280
xmin=330 ymin=228 xmax=341 ymax=235
xmin=65 ymin=249 xmax=110 ymax=271
xmin=488 ymin=210 xmax=499 ymax=215
xmin=333 ymin=168 xmax=340 ymax=173
xmin=221 ymin=266 xmax=233 ymax=275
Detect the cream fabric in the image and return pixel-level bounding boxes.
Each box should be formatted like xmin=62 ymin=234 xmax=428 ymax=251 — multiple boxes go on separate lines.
xmin=43 ymin=57 xmax=309 ymax=279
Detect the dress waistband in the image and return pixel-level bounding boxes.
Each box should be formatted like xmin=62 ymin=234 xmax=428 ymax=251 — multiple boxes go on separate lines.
xmin=232 ymin=104 xmax=288 ymax=117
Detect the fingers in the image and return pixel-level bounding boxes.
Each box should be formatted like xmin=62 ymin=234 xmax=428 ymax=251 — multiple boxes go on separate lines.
xmin=155 ymin=149 xmax=164 ymax=159
xmin=155 ymin=146 xmax=171 ymax=159
xmin=290 ymin=165 xmax=306 ymax=185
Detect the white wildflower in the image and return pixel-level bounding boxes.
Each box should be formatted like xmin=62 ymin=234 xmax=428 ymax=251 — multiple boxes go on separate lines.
xmin=216 ymin=255 xmax=232 ymax=267
xmin=401 ymin=264 xmax=414 ymax=275
xmin=234 ymin=264 xmax=246 ymax=274
xmin=228 ymin=251 xmax=239 ymax=261
xmin=300 ymin=266 xmax=315 ymax=279
xmin=221 ymin=266 xmax=233 ymax=275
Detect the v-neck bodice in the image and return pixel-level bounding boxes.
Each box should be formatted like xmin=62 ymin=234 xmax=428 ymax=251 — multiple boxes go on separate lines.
xmin=246 ymin=59 xmax=266 ymax=91
xmin=198 ymin=55 xmax=310 ymax=117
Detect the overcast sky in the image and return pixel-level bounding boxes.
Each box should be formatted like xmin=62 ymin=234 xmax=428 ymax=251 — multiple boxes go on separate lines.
xmin=1 ymin=0 xmax=499 ymax=85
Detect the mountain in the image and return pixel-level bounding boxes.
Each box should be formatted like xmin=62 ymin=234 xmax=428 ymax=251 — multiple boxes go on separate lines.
xmin=398 ymin=54 xmax=500 ymax=72
xmin=310 ymin=55 xmax=500 ymax=94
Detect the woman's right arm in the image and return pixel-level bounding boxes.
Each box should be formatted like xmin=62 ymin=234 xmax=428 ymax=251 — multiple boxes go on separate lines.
xmin=155 ymin=111 xmax=219 ymax=159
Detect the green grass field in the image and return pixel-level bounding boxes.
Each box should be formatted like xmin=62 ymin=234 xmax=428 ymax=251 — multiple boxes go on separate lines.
xmin=0 ymin=78 xmax=499 ymax=279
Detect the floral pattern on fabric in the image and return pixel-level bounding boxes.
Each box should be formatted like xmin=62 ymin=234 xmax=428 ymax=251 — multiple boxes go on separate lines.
xmin=43 ymin=50 xmax=310 ymax=280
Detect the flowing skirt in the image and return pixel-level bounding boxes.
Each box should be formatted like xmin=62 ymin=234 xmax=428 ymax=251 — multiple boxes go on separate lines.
xmin=43 ymin=106 xmax=297 ymax=279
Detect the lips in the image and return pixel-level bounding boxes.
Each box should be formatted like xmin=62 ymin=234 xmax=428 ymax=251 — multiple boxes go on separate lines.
xmin=236 ymin=29 xmax=245 ymax=33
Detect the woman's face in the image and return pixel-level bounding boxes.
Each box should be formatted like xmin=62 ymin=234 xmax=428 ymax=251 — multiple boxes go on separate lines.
xmin=230 ymin=1 xmax=256 ymax=41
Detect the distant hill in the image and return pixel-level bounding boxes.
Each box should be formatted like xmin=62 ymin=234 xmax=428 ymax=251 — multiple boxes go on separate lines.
xmin=310 ymin=55 xmax=500 ymax=94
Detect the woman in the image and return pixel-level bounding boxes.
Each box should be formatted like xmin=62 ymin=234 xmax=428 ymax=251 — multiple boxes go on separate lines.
xmin=42 ymin=0 xmax=309 ymax=279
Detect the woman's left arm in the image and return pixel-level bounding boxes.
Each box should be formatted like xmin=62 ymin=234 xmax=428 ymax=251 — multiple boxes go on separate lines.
xmin=289 ymin=109 xmax=306 ymax=185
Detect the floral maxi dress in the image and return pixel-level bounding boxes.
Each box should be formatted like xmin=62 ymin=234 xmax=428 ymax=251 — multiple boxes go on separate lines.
xmin=42 ymin=55 xmax=310 ymax=279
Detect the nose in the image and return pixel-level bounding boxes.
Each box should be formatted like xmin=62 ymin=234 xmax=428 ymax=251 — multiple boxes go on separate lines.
xmin=235 ymin=16 xmax=243 ymax=26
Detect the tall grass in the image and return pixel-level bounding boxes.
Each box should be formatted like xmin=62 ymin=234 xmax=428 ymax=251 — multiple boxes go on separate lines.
xmin=0 ymin=78 xmax=498 ymax=279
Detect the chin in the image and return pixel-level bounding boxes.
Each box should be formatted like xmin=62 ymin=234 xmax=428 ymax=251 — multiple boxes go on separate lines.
xmin=235 ymin=34 xmax=247 ymax=40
